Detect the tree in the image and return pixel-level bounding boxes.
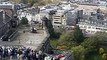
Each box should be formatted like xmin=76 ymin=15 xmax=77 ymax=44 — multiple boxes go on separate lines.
xmin=73 ymin=26 xmax=84 ymax=44
xmin=38 ymin=1 xmax=46 ymax=6
xmin=54 ymin=26 xmax=84 ymax=50
xmin=81 ymin=32 xmax=107 ymax=59
xmin=58 ymin=32 xmax=77 ymax=48
xmin=81 ymin=36 xmax=99 ymax=52
xmin=99 ymin=48 xmax=105 ymax=54
xmin=95 ymin=32 xmax=107 ymax=42
xmin=28 ymin=0 xmax=35 ymax=6
xmin=45 ymin=0 xmax=52 ymax=4
xmin=47 ymin=20 xmax=55 ymax=38
xmin=43 ymin=17 xmax=57 ymax=38
xmin=28 ymin=0 xmax=33 ymax=6
xmin=11 ymin=0 xmax=21 ymax=3
xmin=71 ymin=45 xmax=86 ymax=60
xmin=102 ymin=53 xmax=107 ymax=60
xmin=21 ymin=17 xmax=28 ymax=25
xmin=21 ymin=0 xmax=28 ymax=4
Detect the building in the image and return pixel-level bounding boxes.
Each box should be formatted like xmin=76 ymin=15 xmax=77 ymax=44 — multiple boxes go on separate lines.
xmin=0 ymin=10 xmax=12 ymax=41
xmin=18 ymin=7 xmax=43 ymax=23
xmin=52 ymin=13 xmax=66 ymax=29
xmin=0 ymin=0 xmax=8 ymax=2
xmin=51 ymin=8 xmax=68 ymax=29
xmin=40 ymin=3 xmax=76 ymax=29
xmin=65 ymin=10 xmax=77 ymax=29
xmin=0 ymin=2 xmax=19 ymax=41
xmin=78 ymin=21 xmax=107 ymax=36
xmin=77 ymin=10 xmax=107 ymax=36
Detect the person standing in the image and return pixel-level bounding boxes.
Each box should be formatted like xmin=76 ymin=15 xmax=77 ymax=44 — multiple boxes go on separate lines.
xmin=0 ymin=47 xmax=3 ymax=60
xmin=17 ymin=49 xmax=23 ymax=60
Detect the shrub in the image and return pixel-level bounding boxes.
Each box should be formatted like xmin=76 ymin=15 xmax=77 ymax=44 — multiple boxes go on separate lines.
xmin=21 ymin=17 xmax=28 ymax=25
xmin=99 ymin=48 xmax=105 ymax=54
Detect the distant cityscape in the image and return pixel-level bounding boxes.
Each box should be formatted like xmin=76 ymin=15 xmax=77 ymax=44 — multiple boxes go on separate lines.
xmin=0 ymin=0 xmax=106 ymax=60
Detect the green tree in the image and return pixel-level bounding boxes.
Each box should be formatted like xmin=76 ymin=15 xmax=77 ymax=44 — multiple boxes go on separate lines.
xmin=58 ymin=32 xmax=77 ymax=48
xmin=73 ymin=26 xmax=84 ymax=44
xmin=45 ymin=0 xmax=52 ymax=4
xmin=81 ymin=36 xmax=99 ymax=52
xmin=21 ymin=17 xmax=28 ymax=25
xmin=81 ymin=32 xmax=107 ymax=60
xmin=82 ymin=32 xmax=107 ymax=50
xmin=47 ymin=20 xmax=55 ymax=38
xmin=43 ymin=17 xmax=57 ymax=38
xmin=71 ymin=45 xmax=86 ymax=60
xmin=102 ymin=53 xmax=107 ymax=60
xmin=21 ymin=0 xmax=28 ymax=4
xmin=95 ymin=32 xmax=107 ymax=42
xmin=28 ymin=0 xmax=33 ymax=6
xmin=99 ymin=48 xmax=105 ymax=54
xmin=11 ymin=0 xmax=21 ymax=3
xmin=37 ymin=0 xmax=46 ymax=6
xmin=28 ymin=0 xmax=36 ymax=6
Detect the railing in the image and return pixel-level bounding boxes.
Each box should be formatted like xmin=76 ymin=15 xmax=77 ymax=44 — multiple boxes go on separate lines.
xmin=8 ymin=30 xmax=19 ymax=41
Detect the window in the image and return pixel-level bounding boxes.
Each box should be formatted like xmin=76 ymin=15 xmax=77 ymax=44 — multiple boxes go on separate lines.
xmin=62 ymin=15 xmax=64 ymax=17
xmin=96 ymin=28 xmax=101 ymax=29
xmin=88 ymin=26 xmax=91 ymax=29
xmin=84 ymin=26 xmax=87 ymax=28
xmin=54 ymin=22 xmax=61 ymax=24
xmin=79 ymin=26 xmax=83 ymax=28
xmin=55 ymin=16 xmax=60 ymax=17
xmin=55 ymin=20 xmax=59 ymax=21
xmin=87 ymin=30 xmax=90 ymax=33
xmin=92 ymin=27 xmax=94 ymax=29
xmin=54 ymin=18 xmax=60 ymax=19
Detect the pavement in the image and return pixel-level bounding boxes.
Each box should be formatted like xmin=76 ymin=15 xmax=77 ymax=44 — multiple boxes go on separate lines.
xmin=0 ymin=26 xmax=48 ymax=50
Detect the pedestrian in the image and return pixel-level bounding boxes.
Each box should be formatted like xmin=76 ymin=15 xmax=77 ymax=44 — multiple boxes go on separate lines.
xmin=0 ymin=47 xmax=3 ymax=59
xmin=32 ymin=50 xmax=37 ymax=60
xmin=36 ymin=52 xmax=39 ymax=60
xmin=42 ymin=53 xmax=46 ymax=60
xmin=17 ymin=49 xmax=23 ymax=60
xmin=0 ymin=46 xmax=47 ymax=60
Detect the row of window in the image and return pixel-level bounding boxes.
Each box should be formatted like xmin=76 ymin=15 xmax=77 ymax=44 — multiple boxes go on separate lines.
xmin=79 ymin=25 xmax=95 ymax=29
xmin=54 ymin=22 xmax=61 ymax=24
xmin=80 ymin=25 xmax=107 ymax=30
xmin=86 ymin=30 xmax=96 ymax=33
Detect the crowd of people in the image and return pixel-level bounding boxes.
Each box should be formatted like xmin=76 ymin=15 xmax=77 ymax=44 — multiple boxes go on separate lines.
xmin=0 ymin=46 xmax=65 ymax=60
xmin=0 ymin=46 xmax=42 ymax=60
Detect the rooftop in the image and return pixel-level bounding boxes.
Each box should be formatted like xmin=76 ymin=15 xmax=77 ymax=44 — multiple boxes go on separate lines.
xmin=0 ymin=2 xmax=12 ymax=5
